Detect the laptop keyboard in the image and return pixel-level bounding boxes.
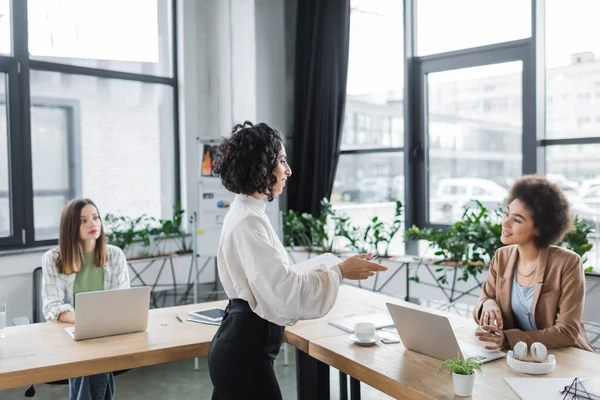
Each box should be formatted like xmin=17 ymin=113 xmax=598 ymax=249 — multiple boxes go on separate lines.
xmin=462 ymin=352 xmax=486 ymax=361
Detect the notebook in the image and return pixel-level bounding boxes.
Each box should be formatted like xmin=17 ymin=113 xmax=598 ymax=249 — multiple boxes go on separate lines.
xmin=504 ymin=377 xmax=600 ymax=400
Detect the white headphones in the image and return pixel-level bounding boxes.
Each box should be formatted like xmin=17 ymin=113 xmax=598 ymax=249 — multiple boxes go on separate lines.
xmin=512 ymin=341 xmax=548 ymax=362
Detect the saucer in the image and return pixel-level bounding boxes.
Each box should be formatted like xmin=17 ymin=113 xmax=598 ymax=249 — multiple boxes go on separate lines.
xmin=350 ymin=334 xmax=380 ymax=346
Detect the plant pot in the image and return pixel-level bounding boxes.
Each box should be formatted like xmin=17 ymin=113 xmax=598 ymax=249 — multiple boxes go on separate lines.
xmin=452 ymin=372 xmax=475 ymax=397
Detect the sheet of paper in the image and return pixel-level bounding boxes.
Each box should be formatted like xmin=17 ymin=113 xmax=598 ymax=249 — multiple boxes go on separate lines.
xmin=290 ymin=253 xmax=342 ymax=274
xmin=504 ymin=378 xmax=594 ymax=400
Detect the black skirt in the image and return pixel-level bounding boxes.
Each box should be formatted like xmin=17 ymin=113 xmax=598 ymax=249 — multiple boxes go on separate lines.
xmin=208 ymin=299 xmax=285 ymax=400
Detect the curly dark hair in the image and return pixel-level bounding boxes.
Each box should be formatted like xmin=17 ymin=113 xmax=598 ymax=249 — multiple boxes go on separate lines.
xmin=212 ymin=121 xmax=283 ymax=202
xmin=506 ymin=175 xmax=572 ymax=248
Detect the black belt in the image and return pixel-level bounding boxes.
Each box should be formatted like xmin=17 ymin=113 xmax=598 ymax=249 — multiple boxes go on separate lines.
xmin=226 ymin=298 xmax=253 ymax=315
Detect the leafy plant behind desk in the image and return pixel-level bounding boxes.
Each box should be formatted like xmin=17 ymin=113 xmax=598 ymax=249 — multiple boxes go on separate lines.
xmin=405 ymin=201 xmax=505 ymax=284
xmin=405 ymin=200 xmax=596 ymax=282
xmin=283 ymin=198 xmax=335 ymax=253
xmin=104 ymin=213 xmax=158 ymax=257
xmin=360 ymin=200 xmax=403 ymax=257
xmin=562 ymin=215 xmax=594 ymax=273
xmin=152 ymin=203 xmax=194 ymax=255
xmin=104 ymin=203 xmax=193 ymax=258
xmin=284 ymin=199 xmax=404 ymax=257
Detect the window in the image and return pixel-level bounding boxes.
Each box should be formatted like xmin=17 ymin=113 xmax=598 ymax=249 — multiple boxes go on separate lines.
xmin=27 ymin=0 xmax=173 ymax=76
xmin=29 ymin=72 xmax=175 ymax=239
xmin=417 ymin=0 xmax=530 ymax=56
xmin=0 ymin=0 xmax=9 ymax=55
xmin=335 ymin=0 xmax=404 ymax=218
xmin=1 ymin=1 xmax=178 ymax=249
xmin=545 ymin=145 xmax=600 ymax=269
xmin=546 ymin=0 xmax=600 ymax=139
xmin=426 ymin=62 xmax=522 ymax=225
xmin=342 ymin=0 xmax=403 ymax=151
xmin=332 ymin=153 xmax=404 ymax=205
xmin=30 ymin=104 xmax=73 ymax=240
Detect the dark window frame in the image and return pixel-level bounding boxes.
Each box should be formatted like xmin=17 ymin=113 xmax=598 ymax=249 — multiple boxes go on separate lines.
xmin=1 ymin=0 xmax=180 ymax=250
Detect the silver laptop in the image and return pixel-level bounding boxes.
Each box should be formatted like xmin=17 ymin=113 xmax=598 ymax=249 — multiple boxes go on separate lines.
xmin=65 ymin=287 xmax=151 ymax=341
xmin=386 ymin=302 xmax=505 ymax=363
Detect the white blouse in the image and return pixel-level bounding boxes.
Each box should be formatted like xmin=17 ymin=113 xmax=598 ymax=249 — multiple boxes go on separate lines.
xmin=217 ymin=194 xmax=342 ymax=326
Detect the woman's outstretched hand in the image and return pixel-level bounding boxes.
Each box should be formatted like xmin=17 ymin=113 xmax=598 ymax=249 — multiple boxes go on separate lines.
xmin=338 ymin=253 xmax=388 ymax=280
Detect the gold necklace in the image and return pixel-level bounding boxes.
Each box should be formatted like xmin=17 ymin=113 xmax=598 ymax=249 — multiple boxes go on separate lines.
xmin=518 ymin=266 xmax=537 ymax=278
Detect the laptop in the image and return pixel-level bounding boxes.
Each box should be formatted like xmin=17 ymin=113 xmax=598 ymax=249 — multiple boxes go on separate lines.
xmin=65 ymin=286 xmax=151 ymax=341
xmin=386 ymin=302 xmax=505 ymax=363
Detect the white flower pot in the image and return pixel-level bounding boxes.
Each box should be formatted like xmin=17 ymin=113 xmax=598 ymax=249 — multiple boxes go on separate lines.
xmin=452 ymin=372 xmax=475 ymax=397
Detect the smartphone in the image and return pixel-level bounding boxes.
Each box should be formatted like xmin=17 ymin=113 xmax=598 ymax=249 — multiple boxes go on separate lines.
xmin=378 ymin=331 xmax=400 ymax=344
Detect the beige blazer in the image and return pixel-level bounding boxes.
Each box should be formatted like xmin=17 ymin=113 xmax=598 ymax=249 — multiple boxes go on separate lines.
xmin=473 ymin=245 xmax=594 ymax=352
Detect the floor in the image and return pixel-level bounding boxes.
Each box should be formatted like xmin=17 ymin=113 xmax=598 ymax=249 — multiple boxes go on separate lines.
xmin=0 ymin=346 xmax=394 ymax=400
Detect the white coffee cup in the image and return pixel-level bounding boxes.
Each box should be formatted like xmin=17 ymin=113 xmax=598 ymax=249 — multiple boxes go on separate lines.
xmin=354 ymin=322 xmax=376 ymax=341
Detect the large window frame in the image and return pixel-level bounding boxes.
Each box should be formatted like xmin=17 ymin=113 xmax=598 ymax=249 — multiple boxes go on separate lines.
xmin=413 ymin=41 xmax=533 ymax=230
xmin=0 ymin=0 xmax=180 ymax=250
xmin=339 ymin=0 xmax=551 ymax=254
xmin=404 ymin=0 xmax=547 ymax=254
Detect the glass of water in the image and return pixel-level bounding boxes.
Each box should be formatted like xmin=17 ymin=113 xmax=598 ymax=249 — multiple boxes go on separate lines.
xmin=0 ymin=302 xmax=6 ymax=339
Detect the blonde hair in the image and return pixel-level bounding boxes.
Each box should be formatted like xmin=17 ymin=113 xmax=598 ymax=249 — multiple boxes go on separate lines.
xmin=56 ymin=198 xmax=107 ymax=275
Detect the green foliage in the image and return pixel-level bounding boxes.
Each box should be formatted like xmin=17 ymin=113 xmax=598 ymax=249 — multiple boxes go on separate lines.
xmin=104 ymin=203 xmax=194 ymax=258
xmin=405 ymin=201 xmax=505 ymax=284
xmin=438 ymin=355 xmax=483 ymax=376
xmin=283 ymin=199 xmax=336 ymax=253
xmin=562 ymin=215 xmax=594 ymax=269
xmin=405 ymin=201 xmax=596 ymax=283
xmin=283 ymin=199 xmax=404 ymax=257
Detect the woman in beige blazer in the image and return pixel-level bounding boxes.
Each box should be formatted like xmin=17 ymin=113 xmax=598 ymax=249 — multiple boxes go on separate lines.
xmin=474 ymin=175 xmax=594 ymax=352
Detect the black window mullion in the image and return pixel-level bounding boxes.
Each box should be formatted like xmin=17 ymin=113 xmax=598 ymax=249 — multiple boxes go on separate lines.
xmin=11 ymin=0 xmax=34 ymax=247
xmin=2 ymin=0 xmax=179 ymax=250
xmin=0 ymin=63 xmax=24 ymax=246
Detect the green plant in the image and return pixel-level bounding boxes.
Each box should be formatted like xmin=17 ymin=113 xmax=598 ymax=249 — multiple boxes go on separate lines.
xmin=104 ymin=203 xmax=193 ymax=258
xmin=283 ymin=198 xmax=336 ymax=253
xmin=405 ymin=201 xmax=504 ymax=283
xmin=104 ymin=213 xmax=159 ymax=256
xmin=561 ymin=215 xmax=594 ymax=272
xmin=333 ymin=201 xmax=404 ymax=257
xmin=361 ymin=201 xmax=404 ymax=257
xmin=333 ymin=214 xmax=363 ymax=253
xmin=438 ymin=355 xmax=483 ymax=376
xmin=283 ymin=199 xmax=404 ymax=257
xmin=406 ymin=200 xmax=596 ymax=282
xmin=154 ymin=203 xmax=194 ymax=254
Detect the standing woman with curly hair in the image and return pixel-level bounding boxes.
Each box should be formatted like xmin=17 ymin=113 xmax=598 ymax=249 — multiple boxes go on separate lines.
xmin=474 ymin=175 xmax=594 ymax=352
xmin=207 ymin=122 xmax=388 ymax=399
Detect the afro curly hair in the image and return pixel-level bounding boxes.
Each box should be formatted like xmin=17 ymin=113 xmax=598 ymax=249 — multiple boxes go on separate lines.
xmin=212 ymin=121 xmax=283 ymax=202
xmin=506 ymin=175 xmax=573 ymax=248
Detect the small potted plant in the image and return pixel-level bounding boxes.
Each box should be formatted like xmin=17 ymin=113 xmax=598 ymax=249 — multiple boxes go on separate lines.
xmin=438 ymin=355 xmax=482 ymax=397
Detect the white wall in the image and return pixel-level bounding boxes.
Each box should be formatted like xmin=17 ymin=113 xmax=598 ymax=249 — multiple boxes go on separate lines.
xmin=0 ymin=0 xmax=294 ymax=323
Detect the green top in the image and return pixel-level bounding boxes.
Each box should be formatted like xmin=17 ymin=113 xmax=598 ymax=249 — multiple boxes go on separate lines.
xmin=73 ymin=252 xmax=105 ymax=307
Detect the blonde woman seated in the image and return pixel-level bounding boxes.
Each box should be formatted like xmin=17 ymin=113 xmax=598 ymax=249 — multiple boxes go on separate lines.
xmin=474 ymin=175 xmax=594 ymax=352
xmin=42 ymin=198 xmax=130 ymax=400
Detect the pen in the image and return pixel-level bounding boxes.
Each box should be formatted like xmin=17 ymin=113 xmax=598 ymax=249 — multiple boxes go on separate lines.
xmin=176 ymin=316 xmax=183 ymax=323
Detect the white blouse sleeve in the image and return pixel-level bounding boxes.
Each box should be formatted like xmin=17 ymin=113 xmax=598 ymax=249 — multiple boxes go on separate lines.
xmin=225 ymin=215 xmax=342 ymax=325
